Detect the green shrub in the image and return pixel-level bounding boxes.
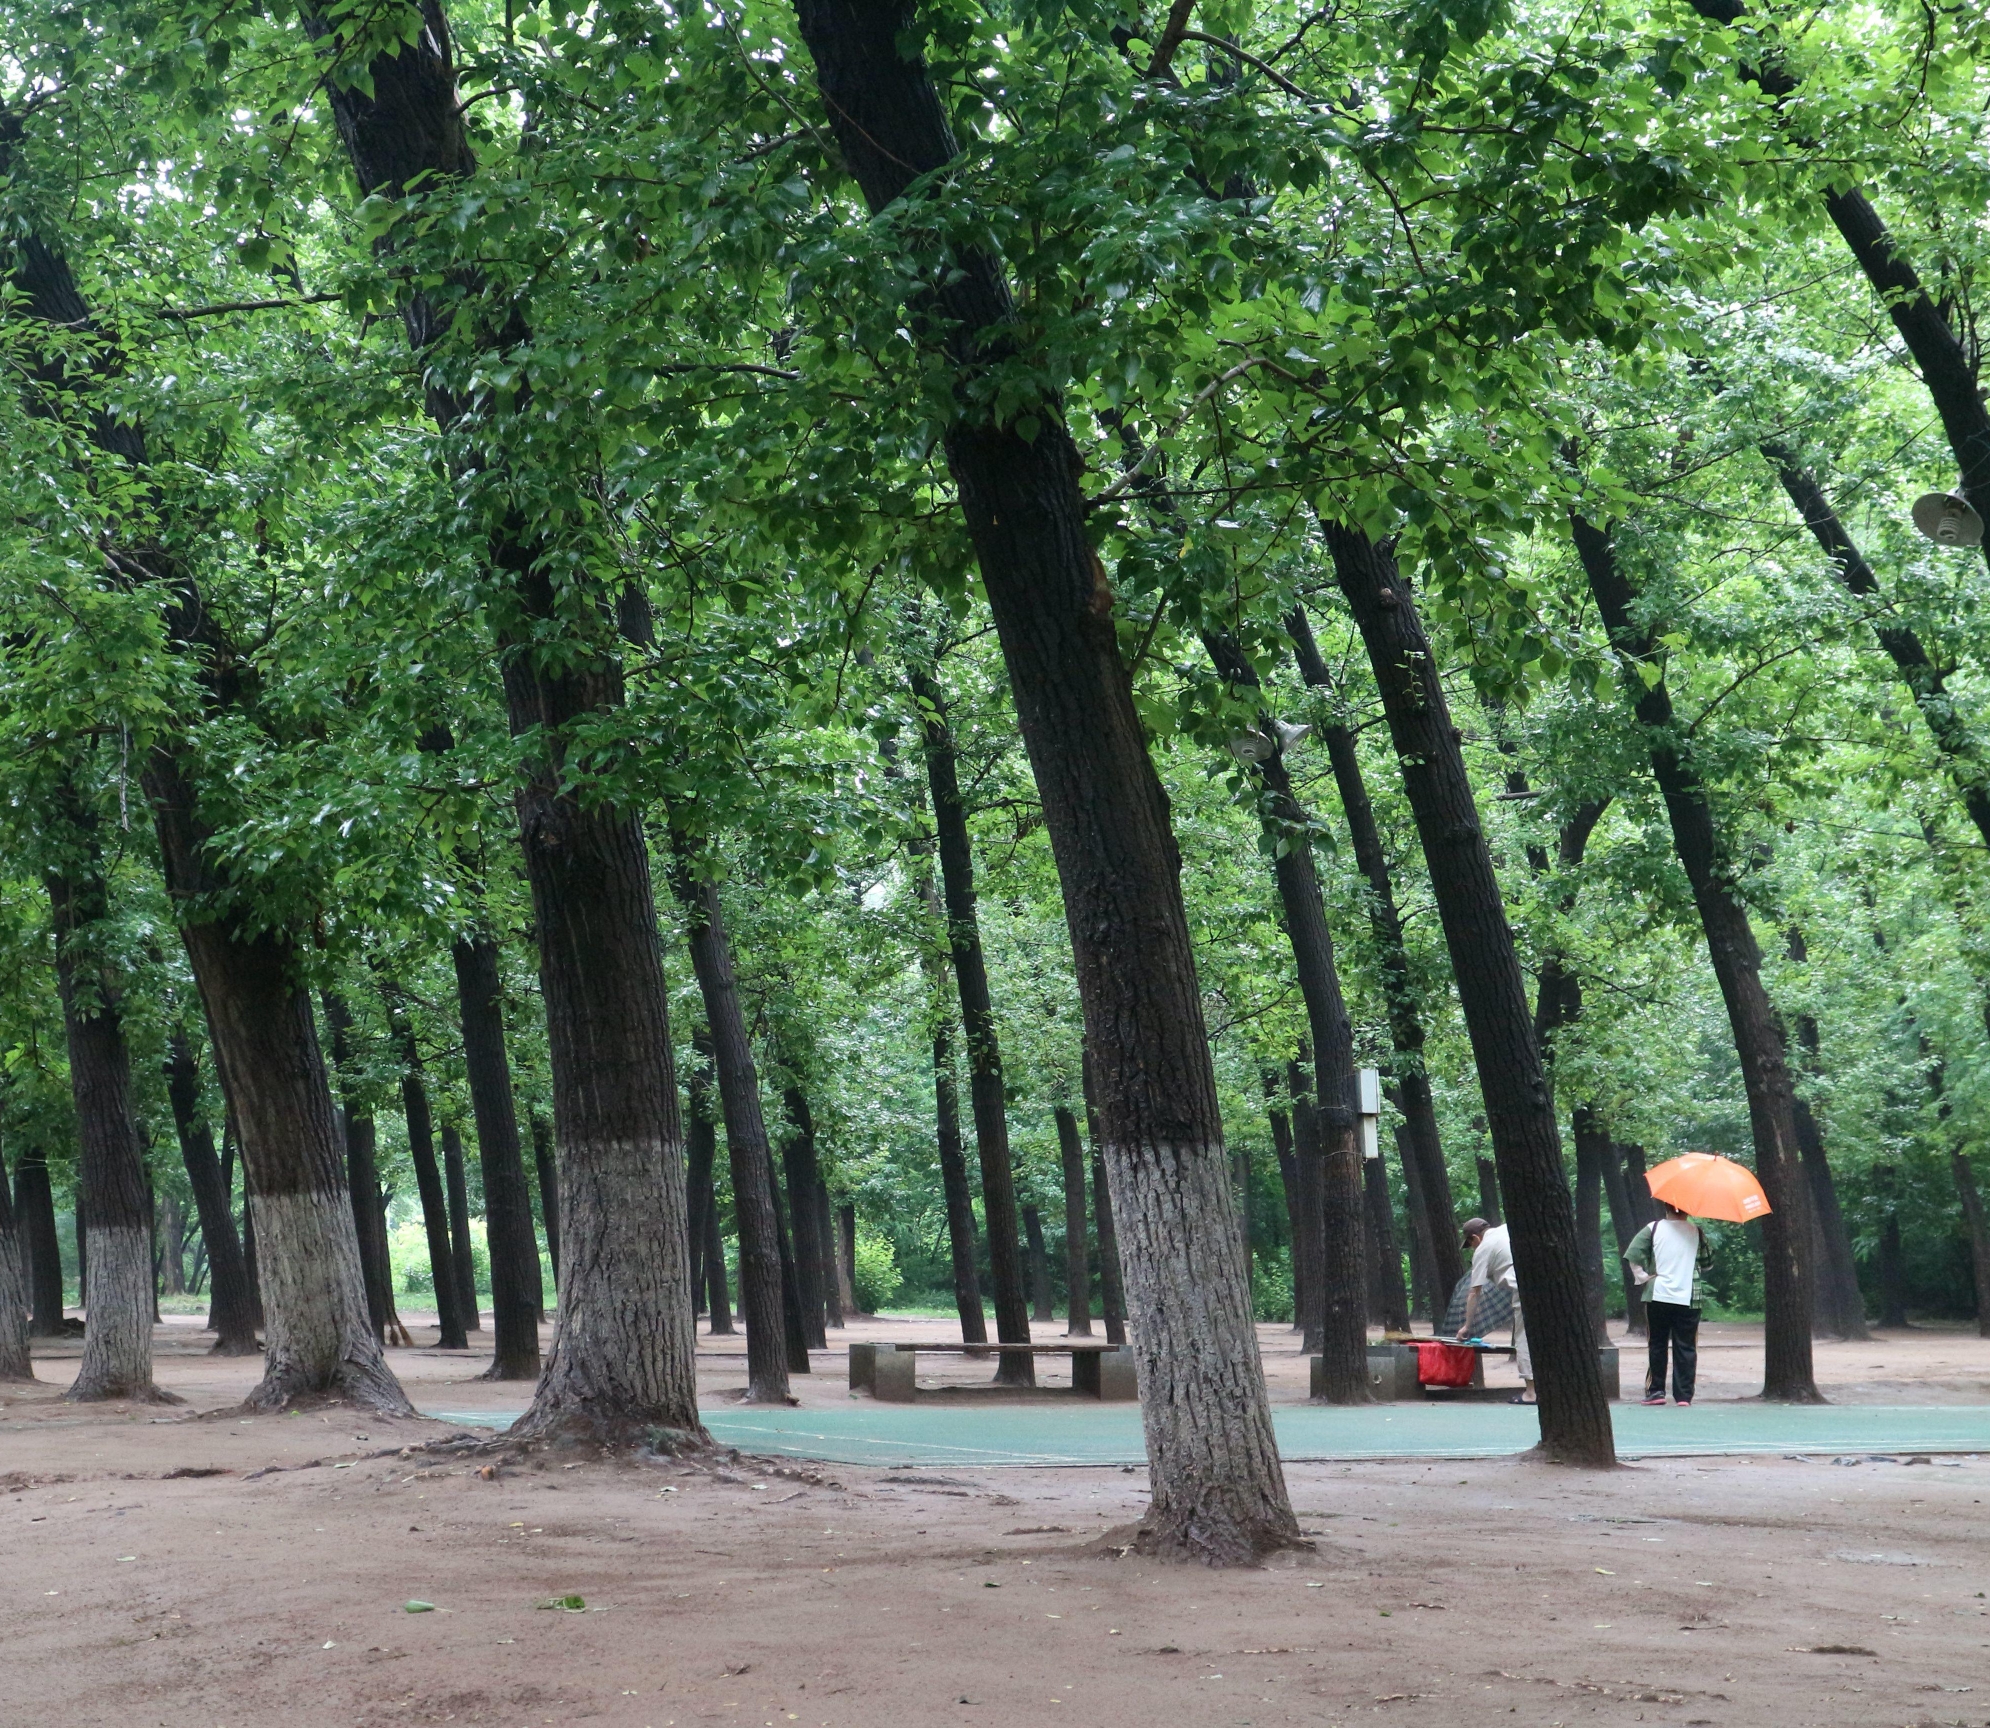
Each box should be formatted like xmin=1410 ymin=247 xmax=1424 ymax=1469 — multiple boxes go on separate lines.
xmin=852 ymin=1227 xmax=902 ymax=1312
xmin=1252 ymin=1247 xmax=1294 ymax=1324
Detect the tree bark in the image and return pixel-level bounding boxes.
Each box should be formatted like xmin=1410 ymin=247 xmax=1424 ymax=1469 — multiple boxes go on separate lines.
xmin=1201 ymin=629 xmax=1367 ymax=1392
xmin=440 ymin=1124 xmax=479 ymax=1333
xmin=1570 ymin=511 xmax=1819 ymax=1400
xmin=1570 ymin=1108 xmax=1612 ymax=1346
xmin=1265 ymin=1077 xmax=1306 ymax=1332
xmin=793 ymin=0 xmax=1294 ymax=1556
xmin=1363 ymin=1152 xmax=1410 ymax=1333
xmin=14 ymin=1147 xmax=65 ymax=1337
xmin=1084 ymin=1055 xmax=1130 ymax=1347
xmin=378 ymin=997 xmax=466 ymax=1349
xmin=1287 ymin=1058 xmax=1327 ymax=1352
xmin=530 ymin=1114 xmax=561 ymax=1291
xmin=910 ymin=664 xmax=1033 ymax=1384
xmin=686 ymin=1039 xmax=719 ymax=1318
xmin=668 ymin=849 xmax=790 ymax=1399
xmin=1952 ymin=1151 xmax=1990 ymax=1340
xmin=1877 ymin=1185 xmax=1908 ymax=1328
xmin=164 ymin=1028 xmax=259 ymax=1355
xmin=314 ymin=0 xmax=696 ymax=1444
xmin=1391 ymin=1117 xmax=1439 ymax=1321
xmin=1290 ymin=608 xmax=1466 ymax=1300
xmin=816 ymin=1180 xmax=845 ymax=1328
xmin=1596 ymin=1124 xmax=1645 ymax=1337
xmin=1056 ymin=1106 xmax=1093 ymax=1336
xmin=779 ymin=1087 xmax=829 ymax=1349
xmin=0 ymin=1149 xmax=31 ymax=1380
xmin=769 ymin=1165 xmax=812 ymax=1373
xmin=837 ymin=1203 xmax=861 ymax=1317
xmin=926 ymin=965 xmax=986 ymax=1341
xmin=1023 ymin=1204 xmax=1055 ymax=1323
xmin=450 ymin=938 xmax=542 ymax=1379
xmin=321 ymin=994 xmax=401 ymax=1348
xmin=705 ymin=1185 xmax=734 ymax=1333
xmin=1326 ymin=522 xmax=1613 ymax=1462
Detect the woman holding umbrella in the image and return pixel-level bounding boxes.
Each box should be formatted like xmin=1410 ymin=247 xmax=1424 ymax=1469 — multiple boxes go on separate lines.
xmin=1624 ymin=1153 xmax=1771 ymax=1407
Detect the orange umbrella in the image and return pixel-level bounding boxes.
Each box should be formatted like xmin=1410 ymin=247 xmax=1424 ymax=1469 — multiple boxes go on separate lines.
xmin=1644 ymin=1152 xmax=1771 ymax=1223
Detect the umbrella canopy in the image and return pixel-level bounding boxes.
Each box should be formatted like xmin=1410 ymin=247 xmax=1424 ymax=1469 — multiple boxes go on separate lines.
xmin=1644 ymin=1152 xmax=1771 ymax=1224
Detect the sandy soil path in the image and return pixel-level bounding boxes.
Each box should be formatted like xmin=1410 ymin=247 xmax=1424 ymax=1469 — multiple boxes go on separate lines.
xmin=4 ymin=1314 xmax=1985 ymax=1727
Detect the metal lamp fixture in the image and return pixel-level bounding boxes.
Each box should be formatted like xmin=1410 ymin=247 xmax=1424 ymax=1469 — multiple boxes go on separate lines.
xmin=1227 ymin=718 xmax=1312 ymax=764
xmin=1910 ymin=489 xmax=1986 ymax=549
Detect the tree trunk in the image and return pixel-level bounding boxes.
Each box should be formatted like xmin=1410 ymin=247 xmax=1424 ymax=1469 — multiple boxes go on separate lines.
xmin=164 ymin=1028 xmax=259 ymax=1355
xmin=1023 ymin=1204 xmax=1055 ymax=1323
xmin=1056 ymin=1107 xmax=1093 ymax=1336
xmin=899 ymin=753 xmax=989 ymax=1345
xmin=1768 ymin=453 xmax=1990 ymax=845
xmin=1363 ymin=1153 xmax=1410 ymax=1333
xmin=779 ymin=1087 xmax=829 ymax=1349
xmin=1204 ymin=630 xmax=1366 ymax=1396
xmin=450 ymin=938 xmax=542 ymax=1379
xmin=1326 ymin=522 xmax=1613 ymax=1463
xmin=530 ymin=1114 xmax=561 ymax=1291
xmin=321 ymin=995 xmax=398 ymax=1348
xmin=910 ymin=664 xmax=1033 ymax=1385
xmin=794 ymin=1 xmax=1294 ymax=1556
xmin=1569 ymin=1108 xmax=1611 ymax=1347
xmin=1683 ymin=1 xmax=1990 ymax=568
xmin=1390 ymin=1115 xmax=1439 ymax=1322
xmin=1291 ymin=609 xmax=1465 ymax=1300
xmin=705 ymin=1184 xmax=734 ymax=1333
xmin=837 ymin=1203 xmax=861 ymax=1318
xmin=1596 ymin=1124 xmax=1645 ymax=1337
xmin=14 ymin=1148 xmax=65 ymax=1337
xmin=439 ymin=1125 xmax=480 ymax=1334
xmin=314 ymin=0 xmax=695 ymax=1445
xmin=1084 ymin=1056 xmax=1130 ymax=1347
xmin=1952 ymin=1151 xmax=1990 ymax=1340
xmin=0 ymin=1148 xmax=35 ymax=1380
xmin=156 ymin=1194 xmax=186 ymax=1296
xmin=378 ymin=999 xmax=466 ymax=1349
xmin=1266 ymin=1082 xmax=1304 ymax=1331
xmin=1877 ymin=1191 xmax=1908 ymax=1328
xmin=668 ymin=850 xmax=790 ymax=1400
xmin=817 ymin=1181 xmax=845 ymax=1328
xmin=1287 ymin=1058 xmax=1327 ymax=1353
xmin=686 ymin=1039 xmax=719 ymax=1319
xmin=769 ymin=1165 xmax=812 ymax=1373
xmin=1780 ymin=939 xmax=1870 ymax=1342
xmin=1570 ymin=510 xmax=1819 ymax=1401
xmin=148 ymin=742 xmax=409 ymax=1413
xmin=1476 ymin=1159 xmax=1503 ymax=1226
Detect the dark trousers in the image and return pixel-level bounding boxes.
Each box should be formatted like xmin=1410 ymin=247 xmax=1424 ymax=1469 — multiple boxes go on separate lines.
xmin=1645 ymin=1301 xmax=1699 ymax=1402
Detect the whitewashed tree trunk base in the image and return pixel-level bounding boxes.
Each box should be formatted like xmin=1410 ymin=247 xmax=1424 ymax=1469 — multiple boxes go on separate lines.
xmin=246 ymin=1190 xmax=411 ymax=1414
xmin=513 ymin=1136 xmax=704 ymax=1447
xmin=66 ymin=1226 xmax=178 ymax=1403
xmin=0 ymin=1226 xmax=34 ymax=1382
xmin=1108 ymin=1140 xmax=1303 ymax=1565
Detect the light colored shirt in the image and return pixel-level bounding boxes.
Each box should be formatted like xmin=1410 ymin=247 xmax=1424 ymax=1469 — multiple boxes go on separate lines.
xmin=1625 ymin=1219 xmax=1709 ymax=1310
xmin=1649 ymin=1218 xmax=1701 ymax=1306
xmin=1469 ymin=1223 xmax=1517 ymax=1292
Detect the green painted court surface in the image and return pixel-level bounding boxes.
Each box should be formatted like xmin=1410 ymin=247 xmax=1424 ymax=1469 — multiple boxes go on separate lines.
xmin=429 ymin=1402 xmax=1986 ymax=1466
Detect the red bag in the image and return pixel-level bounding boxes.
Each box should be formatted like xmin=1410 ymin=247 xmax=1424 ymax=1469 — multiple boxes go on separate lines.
xmin=1411 ymin=1342 xmax=1478 ymax=1388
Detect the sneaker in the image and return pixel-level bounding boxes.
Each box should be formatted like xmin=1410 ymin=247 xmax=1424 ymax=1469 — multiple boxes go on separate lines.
xmin=1641 ymin=1393 xmax=1666 ymax=1406
xmin=1675 ymin=1399 xmax=1692 ymax=1408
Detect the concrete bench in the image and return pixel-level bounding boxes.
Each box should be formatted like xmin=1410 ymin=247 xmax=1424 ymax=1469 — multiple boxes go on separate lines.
xmin=849 ymin=1341 xmax=1139 ymax=1402
xmin=1313 ymin=1341 xmax=1621 ymax=1402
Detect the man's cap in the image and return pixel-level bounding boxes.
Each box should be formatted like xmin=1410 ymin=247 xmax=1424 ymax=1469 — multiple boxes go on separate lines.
xmin=1461 ymin=1216 xmax=1488 ymax=1238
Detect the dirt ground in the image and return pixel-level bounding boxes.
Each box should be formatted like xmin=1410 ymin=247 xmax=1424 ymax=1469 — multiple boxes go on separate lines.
xmin=5 ymin=1312 xmax=1987 ymax=1727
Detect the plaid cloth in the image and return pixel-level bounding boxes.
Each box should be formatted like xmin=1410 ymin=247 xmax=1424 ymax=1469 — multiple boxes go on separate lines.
xmin=1441 ymin=1273 xmax=1513 ymax=1339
